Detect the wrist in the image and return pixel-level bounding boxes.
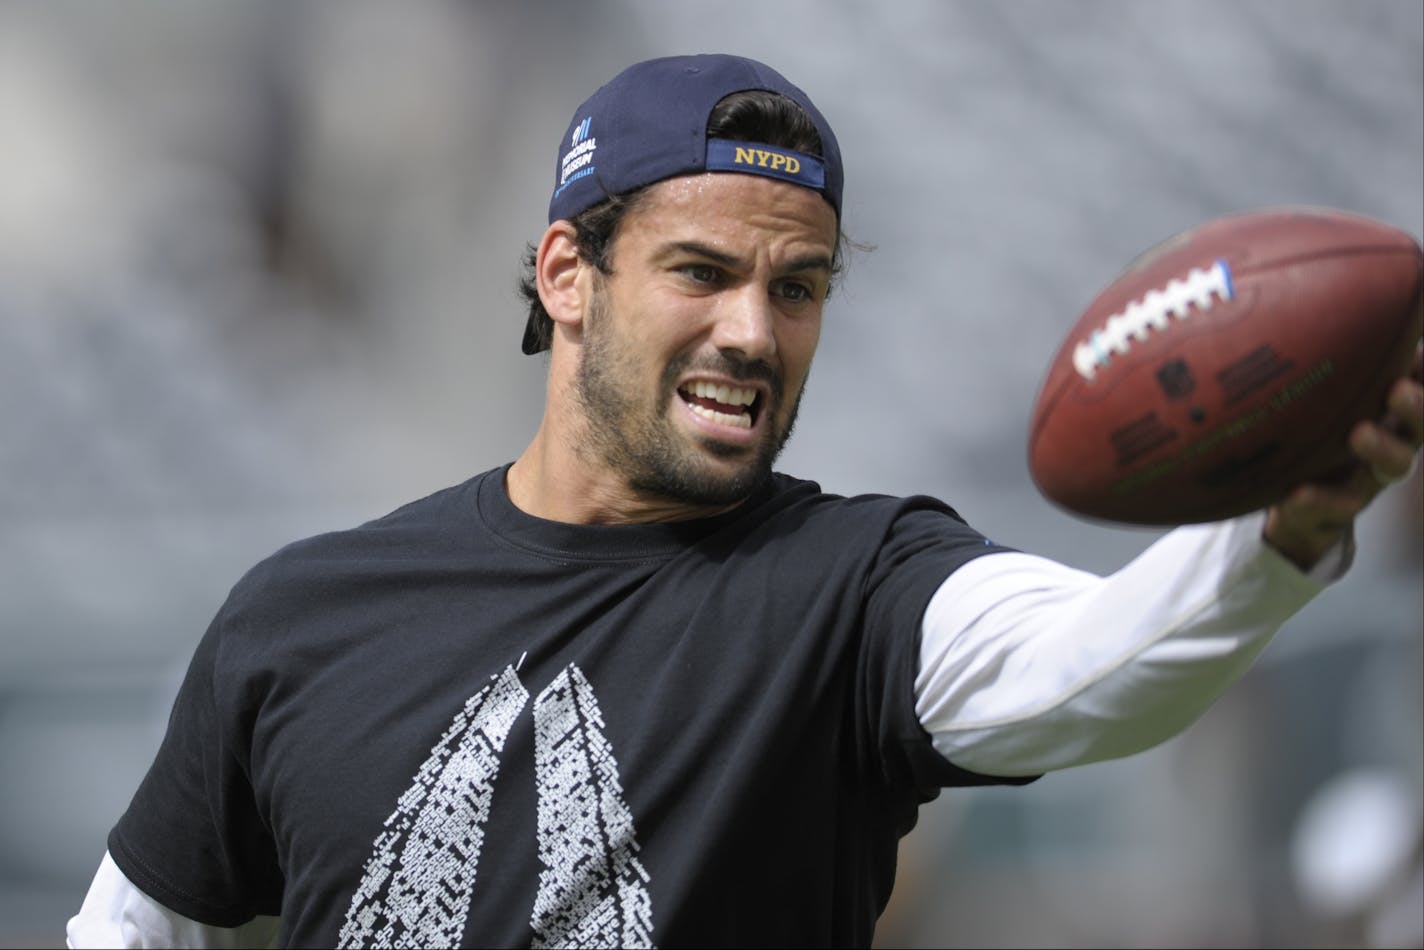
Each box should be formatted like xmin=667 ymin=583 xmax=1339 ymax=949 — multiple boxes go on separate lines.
xmin=1262 ymin=507 xmax=1356 ymax=578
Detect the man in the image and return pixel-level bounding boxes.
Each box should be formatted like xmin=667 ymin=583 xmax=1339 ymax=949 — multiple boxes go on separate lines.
xmin=68 ymin=53 xmax=1422 ymax=949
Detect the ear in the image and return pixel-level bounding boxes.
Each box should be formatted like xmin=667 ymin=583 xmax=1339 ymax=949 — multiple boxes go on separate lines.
xmin=536 ymin=221 xmax=589 ymax=333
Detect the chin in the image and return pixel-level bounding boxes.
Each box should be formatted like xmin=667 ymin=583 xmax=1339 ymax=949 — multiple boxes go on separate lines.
xmin=631 ymin=448 xmax=774 ymax=507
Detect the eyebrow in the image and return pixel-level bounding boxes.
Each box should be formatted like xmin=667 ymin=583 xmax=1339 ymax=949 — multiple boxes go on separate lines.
xmin=662 ymin=241 xmax=833 ymax=276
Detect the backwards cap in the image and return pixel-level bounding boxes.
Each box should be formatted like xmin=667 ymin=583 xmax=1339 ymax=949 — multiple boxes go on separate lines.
xmin=547 ymin=53 xmax=843 ymax=226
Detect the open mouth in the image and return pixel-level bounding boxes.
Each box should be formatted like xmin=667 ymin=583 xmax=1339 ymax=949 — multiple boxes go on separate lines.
xmin=677 ymin=380 xmax=763 ymax=430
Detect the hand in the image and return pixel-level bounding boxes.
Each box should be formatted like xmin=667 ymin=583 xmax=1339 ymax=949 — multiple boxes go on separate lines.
xmin=1264 ymin=341 xmax=1424 ymax=571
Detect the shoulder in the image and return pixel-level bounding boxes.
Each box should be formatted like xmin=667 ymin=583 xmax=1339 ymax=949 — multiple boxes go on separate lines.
xmin=758 ymin=472 xmax=983 ymax=534
xmin=733 ymin=474 xmax=1011 ymax=582
xmin=214 ymin=469 xmax=498 ymax=629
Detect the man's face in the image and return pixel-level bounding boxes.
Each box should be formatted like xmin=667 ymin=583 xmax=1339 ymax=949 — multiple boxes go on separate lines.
xmin=572 ymin=172 xmax=838 ymax=507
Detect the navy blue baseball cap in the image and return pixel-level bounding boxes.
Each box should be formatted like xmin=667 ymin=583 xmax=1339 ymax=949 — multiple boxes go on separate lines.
xmin=546 ymin=53 xmax=844 ymax=224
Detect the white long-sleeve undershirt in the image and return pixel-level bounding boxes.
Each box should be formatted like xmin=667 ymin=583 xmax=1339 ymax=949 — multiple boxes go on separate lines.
xmin=916 ymin=511 xmax=1343 ymax=777
xmin=66 ymin=851 xmax=278 ymax=949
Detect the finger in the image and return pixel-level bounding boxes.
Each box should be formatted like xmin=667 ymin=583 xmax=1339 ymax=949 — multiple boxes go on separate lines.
xmin=1383 ymin=372 xmax=1424 ymax=445
xmin=1276 ymin=481 xmax=1366 ymax=534
xmin=1350 ymin=419 xmax=1419 ymax=485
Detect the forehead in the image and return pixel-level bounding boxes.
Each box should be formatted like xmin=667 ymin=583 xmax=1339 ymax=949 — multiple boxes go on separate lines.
xmin=619 ymin=173 xmax=839 ymax=260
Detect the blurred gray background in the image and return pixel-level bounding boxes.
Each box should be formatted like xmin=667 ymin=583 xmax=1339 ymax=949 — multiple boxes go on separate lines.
xmin=2 ymin=2 xmax=1420 ymax=947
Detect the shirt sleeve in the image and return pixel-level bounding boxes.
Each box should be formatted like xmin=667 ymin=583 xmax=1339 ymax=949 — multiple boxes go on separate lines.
xmin=106 ymin=575 xmax=285 ymax=926
xmin=66 ymin=851 xmax=279 ymax=949
xmin=915 ymin=512 xmax=1342 ymax=776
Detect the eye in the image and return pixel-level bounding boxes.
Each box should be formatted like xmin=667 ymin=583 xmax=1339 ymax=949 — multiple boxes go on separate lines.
xmin=681 ymin=264 xmax=721 ymax=285
xmin=775 ymin=280 xmax=815 ymax=303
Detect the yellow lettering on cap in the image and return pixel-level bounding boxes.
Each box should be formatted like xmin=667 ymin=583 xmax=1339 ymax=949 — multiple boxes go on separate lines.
xmin=729 ymin=145 xmax=801 ymax=177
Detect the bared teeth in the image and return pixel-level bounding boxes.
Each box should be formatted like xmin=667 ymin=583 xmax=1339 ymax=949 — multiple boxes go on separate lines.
xmin=688 ymin=380 xmax=756 ymax=406
xmin=680 ymin=380 xmax=758 ymax=428
xmin=687 ymin=402 xmax=751 ymax=428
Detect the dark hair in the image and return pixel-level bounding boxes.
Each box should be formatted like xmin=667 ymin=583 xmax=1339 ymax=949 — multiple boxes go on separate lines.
xmin=518 ymin=89 xmax=847 ymax=354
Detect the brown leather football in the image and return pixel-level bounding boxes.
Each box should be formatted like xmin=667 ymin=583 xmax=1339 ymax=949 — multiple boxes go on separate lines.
xmin=1028 ymin=207 xmax=1423 ymax=525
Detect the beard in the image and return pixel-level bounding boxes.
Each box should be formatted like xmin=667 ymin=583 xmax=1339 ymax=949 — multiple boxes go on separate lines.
xmin=573 ymin=288 xmax=804 ymax=508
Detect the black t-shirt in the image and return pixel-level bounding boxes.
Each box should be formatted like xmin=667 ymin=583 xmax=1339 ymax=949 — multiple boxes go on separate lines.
xmin=109 ymin=466 xmax=1032 ymax=948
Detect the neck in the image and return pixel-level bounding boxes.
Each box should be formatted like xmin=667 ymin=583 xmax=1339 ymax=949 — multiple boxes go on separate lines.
xmin=507 ymin=421 xmax=746 ymax=525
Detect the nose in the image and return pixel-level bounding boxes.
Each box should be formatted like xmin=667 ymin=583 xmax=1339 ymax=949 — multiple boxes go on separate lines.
xmin=710 ymin=285 xmax=778 ymax=362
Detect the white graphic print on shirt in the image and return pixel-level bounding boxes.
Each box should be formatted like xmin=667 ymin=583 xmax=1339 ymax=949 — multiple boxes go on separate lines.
xmin=530 ymin=665 xmax=654 ymax=948
xmin=337 ymin=664 xmax=654 ymax=949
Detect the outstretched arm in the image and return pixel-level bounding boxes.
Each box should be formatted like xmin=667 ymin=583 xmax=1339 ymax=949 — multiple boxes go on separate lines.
xmin=917 ymin=349 xmax=1423 ymax=777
